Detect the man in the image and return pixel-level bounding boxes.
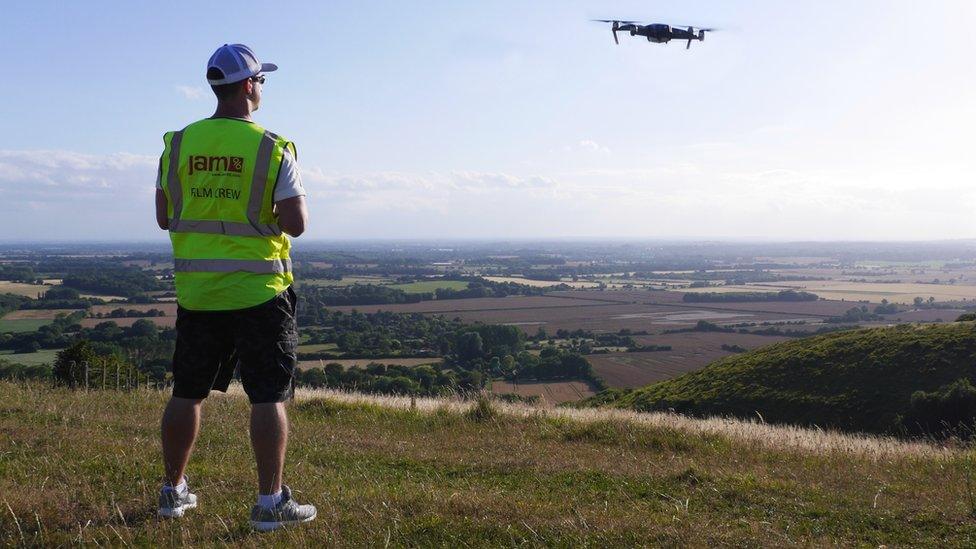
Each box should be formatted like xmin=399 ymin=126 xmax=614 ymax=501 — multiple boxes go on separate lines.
xmin=154 ymin=44 xmax=315 ymax=531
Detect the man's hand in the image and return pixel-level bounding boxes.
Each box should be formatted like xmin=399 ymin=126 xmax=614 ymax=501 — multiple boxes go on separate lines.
xmin=155 ymin=188 xmax=169 ymax=230
xmin=275 ymin=196 xmax=308 ymax=237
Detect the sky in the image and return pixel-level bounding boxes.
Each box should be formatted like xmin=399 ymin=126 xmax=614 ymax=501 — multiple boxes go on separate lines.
xmin=0 ymin=1 xmax=974 ymax=242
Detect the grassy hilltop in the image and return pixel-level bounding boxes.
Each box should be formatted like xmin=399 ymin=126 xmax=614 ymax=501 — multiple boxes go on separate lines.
xmin=1 ymin=382 xmax=976 ymax=546
xmin=601 ymin=322 xmax=976 ymax=435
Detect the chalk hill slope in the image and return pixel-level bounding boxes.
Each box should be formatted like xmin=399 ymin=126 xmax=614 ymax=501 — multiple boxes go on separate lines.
xmin=603 ymin=322 xmax=976 ymax=435
xmin=1 ymin=382 xmax=974 ymax=545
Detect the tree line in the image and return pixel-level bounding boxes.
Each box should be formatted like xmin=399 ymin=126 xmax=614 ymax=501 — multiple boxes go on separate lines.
xmin=682 ymin=290 xmax=819 ymax=303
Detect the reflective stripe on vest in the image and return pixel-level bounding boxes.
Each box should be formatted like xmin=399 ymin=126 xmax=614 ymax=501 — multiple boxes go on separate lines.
xmin=168 ymin=219 xmax=282 ymax=237
xmin=174 ymin=258 xmax=292 ymax=274
xmin=167 ymin=130 xmax=282 ymax=237
xmin=166 ymin=130 xmax=184 ymax=223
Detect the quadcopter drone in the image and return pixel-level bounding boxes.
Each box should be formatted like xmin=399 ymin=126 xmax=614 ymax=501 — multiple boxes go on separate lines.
xmin=592 ymin=20 xmax=718 ymax=49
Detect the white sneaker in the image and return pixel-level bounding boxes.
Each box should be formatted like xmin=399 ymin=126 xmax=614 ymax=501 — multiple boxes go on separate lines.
xmin=157 ymin=476 xmax=198 ymax=518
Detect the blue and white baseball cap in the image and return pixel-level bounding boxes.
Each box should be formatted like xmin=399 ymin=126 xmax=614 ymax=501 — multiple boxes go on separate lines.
xmin=206 ymin=44 xmax=277 ymax=85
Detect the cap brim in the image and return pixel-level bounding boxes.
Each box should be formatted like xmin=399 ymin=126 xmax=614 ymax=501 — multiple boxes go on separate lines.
xmin=260 ymin=63 xmax=278 ymax=73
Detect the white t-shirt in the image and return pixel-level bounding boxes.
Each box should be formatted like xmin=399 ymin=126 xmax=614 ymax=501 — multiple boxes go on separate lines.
xmin=155 ymin=148 xmax=306 ymax=203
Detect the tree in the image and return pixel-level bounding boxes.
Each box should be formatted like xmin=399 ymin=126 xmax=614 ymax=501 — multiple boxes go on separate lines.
xmin=126 ymin=319 xmax=157 ymax=338
xmin=53 ymin=340 xmax=97 ymax=388
xmin=44 ymin=286 xmax=80 ymax=301
xmin=455 ymin=331 xmax=484 ymax=362
xmin=324 ymin=363 xmax=343 ymax=385
xmin=414 ymin=365 xmax=437 ymax=392
xmin=337 ymin=332 xmax=361 ymax=353
xmin=301 ymin=367 xmax=329 ymax=388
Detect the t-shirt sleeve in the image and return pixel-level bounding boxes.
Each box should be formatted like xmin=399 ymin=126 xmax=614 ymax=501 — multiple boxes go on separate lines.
xmin=273 ymin=149 xmax=306 ymax=202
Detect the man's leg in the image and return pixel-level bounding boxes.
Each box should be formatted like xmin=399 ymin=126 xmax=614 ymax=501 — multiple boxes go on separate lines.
xmin=161 ymin=396 xmax=203 ymax=486
xmin=250 ymin=402 xmax=288 ymax=495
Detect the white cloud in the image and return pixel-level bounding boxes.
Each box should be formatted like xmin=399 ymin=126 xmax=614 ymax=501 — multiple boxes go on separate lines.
xmin=175 ymin=85 xmax=206 ymax=100
xmin=0 ymin=150 xmax=158 ymax=240
xmin=577 ymin=140 xmax=611 ymax=154
xmin=561 ymin=140 xmax=611 ymax=155
xmin=0 ymin=148 xmax=974 ymax=241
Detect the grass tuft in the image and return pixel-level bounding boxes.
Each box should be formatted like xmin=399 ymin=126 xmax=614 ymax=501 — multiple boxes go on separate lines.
xmin=294 ymin=397 xmax=356 ymax=417
xmin=464 ymin=393 xmax=498 ymax=423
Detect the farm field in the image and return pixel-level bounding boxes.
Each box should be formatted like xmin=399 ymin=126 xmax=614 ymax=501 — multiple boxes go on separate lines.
xmin=78 ymin=316 xmax=176 ymax=329
xmin=886 ymin=308 xmax=969 ymax=322
xmin=332 ymin=289 xmax=845 ymax=335
xmin=1 ymin=308 xmax=80 ymax=320
xmin=681 ymin=280 xmax=976 ymax=304
xmin=387 ymin=280 xmax=470 ymax=293
xmin=589 ymin=332 xmax=790 ymax=388
xmin=482 ymin=276 xmax=601 ymax=289
xmin=297 ymin=343 xmax=339 ymax=353
xmin=408 ymin=301 xmax=825 ymax=335
xmin=557 ymin=289 xmax=864 ymax=317
xmin=0 ymin=281 xmax=50 ymax=298
xmin=298 ymin=357 xmax=442 ymax=370
xmin=0 ymin=348 xmax=61 ymax=365
xmin=329 ymin=295 xmax=616 ymax=314
xmin=0 ymin=318 xmax=51 ymax=333
xmin=489 ymin=379 xmax=596 ymax=404
xmin=300 ymin=276 xmax=393 ymax=287
xmin=89 ymin=303 xmax=178 ymax=316
xmin=300 ymin=277 xmax=473 ymax=293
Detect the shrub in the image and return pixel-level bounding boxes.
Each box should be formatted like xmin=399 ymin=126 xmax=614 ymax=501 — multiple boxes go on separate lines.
xmin=904 ymin=378 xmax=976 ymax=436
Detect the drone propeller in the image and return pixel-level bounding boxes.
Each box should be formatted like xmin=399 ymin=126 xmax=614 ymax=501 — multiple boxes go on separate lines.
xmin=591 ymin=19 xmax=641 ymax=24
xmin=592 ymin=19 xmax=636 ymax=45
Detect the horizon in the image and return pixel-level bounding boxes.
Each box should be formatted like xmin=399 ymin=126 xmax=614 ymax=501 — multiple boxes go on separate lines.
xmin=2 ymin=1 xmax=974 ymax=241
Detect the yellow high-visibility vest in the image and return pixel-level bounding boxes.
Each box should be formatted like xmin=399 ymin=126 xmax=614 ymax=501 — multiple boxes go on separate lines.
xmin=160 ymin=118 xmax=295 ymax=311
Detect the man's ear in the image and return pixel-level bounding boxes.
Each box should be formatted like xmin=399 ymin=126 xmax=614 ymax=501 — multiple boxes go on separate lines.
xmin=243 ymin=79 xmax=254 ymax=96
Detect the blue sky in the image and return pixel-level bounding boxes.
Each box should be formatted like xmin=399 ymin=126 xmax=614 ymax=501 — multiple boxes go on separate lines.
xmin=1 ymin=1 xmax=973 ymax=241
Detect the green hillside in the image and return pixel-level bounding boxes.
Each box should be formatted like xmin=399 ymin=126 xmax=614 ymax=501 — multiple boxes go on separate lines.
xmin=606 ymin=322 xmax=976 ymax=435
xmin=0 ymin=382 xmax=974 ymax=546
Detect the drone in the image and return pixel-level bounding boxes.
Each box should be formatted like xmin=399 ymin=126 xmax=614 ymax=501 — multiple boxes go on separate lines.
xmin=592 ymin=20 xmax=717 ymax=49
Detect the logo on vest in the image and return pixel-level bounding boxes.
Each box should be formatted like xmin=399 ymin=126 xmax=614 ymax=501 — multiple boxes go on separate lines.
xmin=188 ymin=155 xmax=244 ymax=176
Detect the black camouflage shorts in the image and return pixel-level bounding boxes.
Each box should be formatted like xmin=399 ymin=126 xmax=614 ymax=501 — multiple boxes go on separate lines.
xmin=172 ymin=286 xmax=299 ymax=404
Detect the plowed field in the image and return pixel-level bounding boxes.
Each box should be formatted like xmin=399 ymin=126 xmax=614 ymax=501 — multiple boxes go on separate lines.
xmin=490 ymin=380 xmax=595 ymax=405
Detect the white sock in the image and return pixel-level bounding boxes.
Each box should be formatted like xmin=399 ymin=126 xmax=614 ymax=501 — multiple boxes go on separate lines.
xmin=164 ymin=479 xmax=188 ymax=496
xmin=257 ymin=490 xmax=283 ymax=509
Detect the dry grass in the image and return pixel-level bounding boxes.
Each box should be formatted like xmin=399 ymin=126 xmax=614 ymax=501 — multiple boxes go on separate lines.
xmin=2 ymin=381 xmax=975 ymax=546
xmin=290 ymin=387 xmax=952 ymax=460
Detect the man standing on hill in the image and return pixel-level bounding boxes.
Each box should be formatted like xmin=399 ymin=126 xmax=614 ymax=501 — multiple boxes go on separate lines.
xmin=153 ymin=44 xmax=315 ymax=531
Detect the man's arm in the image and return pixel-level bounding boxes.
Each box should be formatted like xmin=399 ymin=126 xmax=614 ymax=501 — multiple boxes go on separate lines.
xmin=275 ymin=195 xmax=308 ymax=237
xmin=155 ymin=188 xmax=169 ymax=230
